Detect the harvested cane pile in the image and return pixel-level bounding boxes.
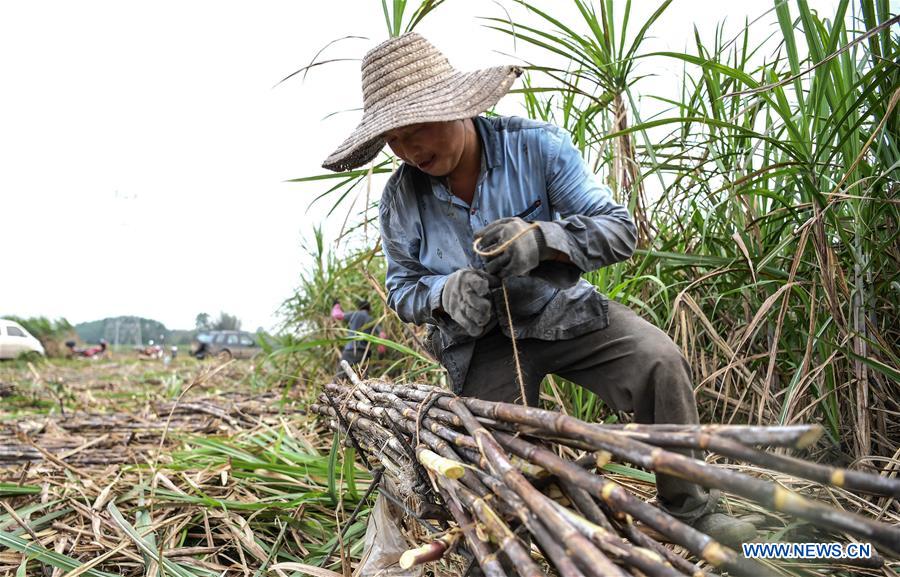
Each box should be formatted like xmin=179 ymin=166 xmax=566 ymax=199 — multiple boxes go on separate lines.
xmin=313 ymin=366 xmax=900 ymax=577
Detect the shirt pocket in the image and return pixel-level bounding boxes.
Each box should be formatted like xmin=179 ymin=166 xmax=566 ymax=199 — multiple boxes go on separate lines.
xmin=514 ymin=198 xmax=543 ymax=221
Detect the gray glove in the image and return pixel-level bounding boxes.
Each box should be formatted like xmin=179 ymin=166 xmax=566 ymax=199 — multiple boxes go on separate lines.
xmin=475 ymin=217 xmax=554 ymax=278
xmin=440 ymin=269 xmax=493 ymax=337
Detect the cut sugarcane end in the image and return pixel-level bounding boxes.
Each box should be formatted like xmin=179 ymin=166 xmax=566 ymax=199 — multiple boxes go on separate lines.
xmin=418 ymin=449 xmax=465 ymax=479
xmin=399 ymin=543 xmax=442 ymax=569
xmin=595 ymin=450 xmax=613 ymax=468
xmin=797 ymin=425 xmax=824 ymax=449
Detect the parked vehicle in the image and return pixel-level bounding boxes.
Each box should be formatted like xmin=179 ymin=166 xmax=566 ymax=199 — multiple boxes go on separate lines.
xmin=192 ymin=330 xmax=259 ymax=360
xmin=0 ymin=319 xmax=46 ymax=359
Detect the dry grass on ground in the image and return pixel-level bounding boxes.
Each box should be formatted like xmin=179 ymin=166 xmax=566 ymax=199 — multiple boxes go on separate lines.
xmin=0 ymin=357 xmax=363 ymax=577
xmin=1 ymin=358 xmax=898 ymax=576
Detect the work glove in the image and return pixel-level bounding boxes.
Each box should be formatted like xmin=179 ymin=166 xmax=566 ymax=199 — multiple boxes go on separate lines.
xmin=440 ymin=269 xmax=493 ymax=337
xmin=475 ymin=217 xmax=554 ymax=279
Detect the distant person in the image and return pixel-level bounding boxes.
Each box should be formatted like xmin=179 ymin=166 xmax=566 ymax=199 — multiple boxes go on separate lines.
xmin=331 ymin=299 xmax=387 ymax=379
xmin=164 ymin=345 xmax=178 ymax=367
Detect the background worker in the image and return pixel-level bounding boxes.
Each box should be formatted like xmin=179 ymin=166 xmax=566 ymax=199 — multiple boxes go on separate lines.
xmin=331 ymin=298 xmax=386 ymax=379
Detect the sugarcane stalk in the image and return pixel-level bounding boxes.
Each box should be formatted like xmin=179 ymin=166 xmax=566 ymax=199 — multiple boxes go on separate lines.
xmin=313 ymin=402 xmax=408 ymax=458
xmin=474 ymin=471 xmax=588 ymax=577
xmin=376 ymin=384 xmax=817 ymax=448
xmin=479 ymin=462 xmax=690 ymax=577
xmin=368 ymin=390 xmax=586 ymax=532
xmin=324 ymin=382 xmax=898 ymax=573
xmin=322 ymin=387 xmax=372 ymax=468
xmin=564 ymin=424 xmax=900 ymax=497
xmin=324 ymin=387 xmax=439 ymax=495
xmin=363 ymin=379 xmax=556 ymax=536
xmin=338 ymin=359 xmax=365 ymax=386
xmin=317 ymin=405 xmax=441 ymax=519
xmin=313 ymin=404 xmax=410 ymax=472
xmin=456 ymin=395 xmax=900 ymax=556
xmin=447 ymin=397 xmax=631 ymax=577
xmin=369 ymin=387 xmax=551 ymax=482
xmin=382 ymin=394 xmax=480 ymax=450
xmin=418 ymin=447 xmax=466 ymax=479
xmin=317 ymin=415 xmax=444 ymax=534
xmin=558 ymin=474 xmax=707 ymax=577
xmin=321 ymin=415 xmax=407 ymax=481
xmin=559 ymin=479 xmax=617 ymax=532
xmin=648 ymin=446 xmax=900 ymax=554
xmin=375 ymin=385 xmax=731 ymax=565
xmin=334 ymin=392 xmax=496 ymax=500
xmin=438 ymin=475 xmax=544 ymax=577
xmin=399 ymin=532 xmax=459 ymax=569
xmin=617 ymin=515 xmax=716 ymax=577
xmin=444 ymin=492 xmax=509 ymax=577
xmin=603 ymin=424 xmax=824 ymax=449
xmin=643 ymin=432 xmax=900 ymax=497
xmin=490 ymin=430 xmax=772 ymax=577
xmin=547 ymin=498 xmax=688 ymax=577
xmin=563 ymin=482 xmax=715 ymax=577
xmin=379 ymin=380 xmax=596 ymax=577
xmin=480 ymin=467 xmax=689 ymax=577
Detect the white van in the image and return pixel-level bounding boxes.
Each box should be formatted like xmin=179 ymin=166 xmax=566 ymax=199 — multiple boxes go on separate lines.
xmin=0 ymin=319 xmax=46 ymax=359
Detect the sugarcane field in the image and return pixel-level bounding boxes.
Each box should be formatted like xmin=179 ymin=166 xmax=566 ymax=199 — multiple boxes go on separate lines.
xmin=2 ymin=1 xmax=898 ymax=576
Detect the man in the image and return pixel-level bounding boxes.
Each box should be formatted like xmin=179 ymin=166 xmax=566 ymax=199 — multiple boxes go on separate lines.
xmin=331 ymin=298 xmax=386 ymax=379
xmin=321 ymin=33 xmax=755 ymax=548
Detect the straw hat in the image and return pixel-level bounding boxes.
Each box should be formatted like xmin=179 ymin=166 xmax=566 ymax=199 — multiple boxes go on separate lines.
xmin=321 ymin=32 xmax=522 ymax=172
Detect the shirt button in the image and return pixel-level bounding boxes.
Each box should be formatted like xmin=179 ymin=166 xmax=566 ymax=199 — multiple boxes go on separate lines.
xmin=470 ymin=208 xmax=476 ymax=215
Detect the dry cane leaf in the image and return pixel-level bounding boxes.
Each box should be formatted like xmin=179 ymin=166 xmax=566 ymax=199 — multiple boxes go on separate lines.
xmin=268 ymin=562 xmax=343 ymax=577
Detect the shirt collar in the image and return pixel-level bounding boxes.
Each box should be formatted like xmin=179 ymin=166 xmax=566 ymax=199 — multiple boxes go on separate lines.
xmin=473 ymin=116 xmax=502 ymax=170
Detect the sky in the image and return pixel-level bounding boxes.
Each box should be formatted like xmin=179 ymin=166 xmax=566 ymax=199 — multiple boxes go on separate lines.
xmin=0 ymin=0 xmax=848 ymax=333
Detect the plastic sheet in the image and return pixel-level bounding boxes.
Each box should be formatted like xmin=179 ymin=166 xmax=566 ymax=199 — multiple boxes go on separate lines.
xmin=354 ymin=494 xmax=424 ymax=577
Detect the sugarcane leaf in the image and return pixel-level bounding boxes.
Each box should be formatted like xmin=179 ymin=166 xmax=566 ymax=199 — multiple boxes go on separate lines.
xmin=107 ymin=502 xmax=208 ymax=577
xmin=327 ymin=433 xmax=340 ymax=505
xmin=345 ymin=330 xmax=437 ymax=366
xmin=285 ymin=167 xmax=392 ymax=183
xmin=269 ymin=562 xmax=343 ymax=577
xmin=8 ymin=507 xmax=71 ymax=538
xmin=601 ymin=463 xmax=656 ymax=484
xmin=0 ymin=483 xmax=40 ymax=497
xmin=0 ymin=532 xmax=119 ymax=577
xmin=844 ymin=350 xmax=900 ymax=383
xmin=343 ymin=447 xmax=358 ymax=501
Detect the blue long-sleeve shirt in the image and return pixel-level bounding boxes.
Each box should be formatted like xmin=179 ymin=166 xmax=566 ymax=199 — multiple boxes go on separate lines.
xmin=379 ymin=115 xmax=637 ymax=389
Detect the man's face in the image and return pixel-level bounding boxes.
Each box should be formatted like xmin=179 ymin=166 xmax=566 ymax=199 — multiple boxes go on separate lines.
xmin=382 ymin=120 xmax=465 ymax=176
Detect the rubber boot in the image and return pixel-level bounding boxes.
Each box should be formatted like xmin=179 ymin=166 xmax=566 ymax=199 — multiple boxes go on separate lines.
xmin=692 ymin=512 xmax=757 ymax=549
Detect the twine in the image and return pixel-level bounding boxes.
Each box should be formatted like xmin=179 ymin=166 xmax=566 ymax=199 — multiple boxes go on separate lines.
xmin=472 ymin=224 xmax=541 ymax=407
xmin=472 ymin=222 xmax=540 ymax=258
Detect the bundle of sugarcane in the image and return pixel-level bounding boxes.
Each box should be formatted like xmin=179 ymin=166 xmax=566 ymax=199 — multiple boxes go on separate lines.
xmin=311 ymin=365 xmax=900 ymax=577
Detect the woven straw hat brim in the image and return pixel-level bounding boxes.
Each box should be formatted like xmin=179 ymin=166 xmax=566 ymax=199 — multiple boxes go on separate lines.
xmin=322 ymin=64 xmax=521 ymax=172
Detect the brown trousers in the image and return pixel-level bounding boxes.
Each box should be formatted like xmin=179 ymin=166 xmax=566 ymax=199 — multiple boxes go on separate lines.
xmin=460 ymin=300 xmax=718 ymax=523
